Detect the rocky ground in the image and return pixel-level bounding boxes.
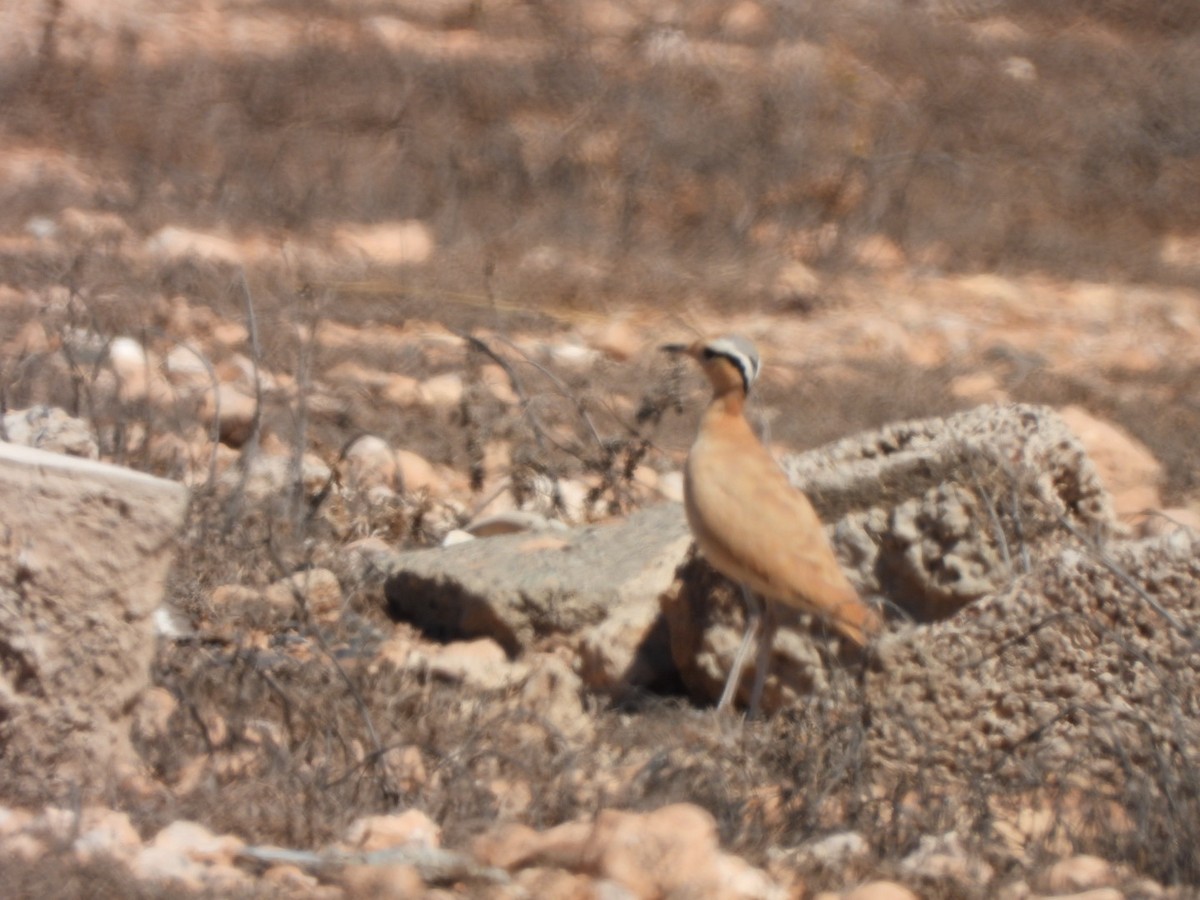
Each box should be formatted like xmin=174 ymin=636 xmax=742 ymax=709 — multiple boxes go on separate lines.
xmin=3 ymin=1 xmax=1200 ymax=898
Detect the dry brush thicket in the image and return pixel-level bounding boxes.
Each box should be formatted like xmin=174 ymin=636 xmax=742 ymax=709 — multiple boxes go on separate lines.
xmin=2 ymin=0 xmax=1200 ymax=897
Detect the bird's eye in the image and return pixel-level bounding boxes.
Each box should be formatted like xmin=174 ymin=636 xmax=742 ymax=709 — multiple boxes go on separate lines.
xmin=701 ymin=347 xmax=717 ymax=359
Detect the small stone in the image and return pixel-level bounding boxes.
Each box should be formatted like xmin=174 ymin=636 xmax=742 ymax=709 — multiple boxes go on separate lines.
xmin=442 ymin=529 xmax=475 ymax=546
xmin=5 ymin=319 xmax=50 ymax=357
xmin=109 ymin=338 xmax=174 ymax=405
xmin=949 ymin=372 xmax=1008 ymax=403
xmin=210 ymin=320 xmax=249 ymax=348
xmin=3 ymin=406 xmax=98 ymax=458
xmin=519 ymin=655 xmax=592 ymax=742
xmin=334 ymin=220 xmax=434 ymax=267
xmin=1033 ymin=891 xmax=1123 ymax=900
xmin=343 ymin=435 xmax=399 ymax=492
xmin=722 ymin=0 xmax=770 ymax=39
xmin=395 ymin=449 xmax=444 ymax=495
xmin=384 ymin=374 xmax=422 ymax=407
xmin=164 ymin=345 xmax=214 ymax=392
xmin=200 ymin=383 xmax=257 ymax=447
xmin=340 ymin=863 xmax=424 ymax=899
xmin=72 ymin=807 xmax=141 ymax=864
xmin=344 ymin=809 xmax=441 ymax=851
xmin=134 ymin=820 xmax=248 ymax=891
xmin=145 ymin=226 xmax=244 ymax=265
xmin=844 ymin=882 xmax=921 ymax=900
xmin=210 ymin=584 xmax=271 ymax=626
xmin=427 ymin=638 xmax=514 ymax=690
xmin=417 ymin=372 xmax=464 ymax=409
xmin=590 ymin=319 xmax=643 ymax=361
xmin=656 ymin=470 xmax=685 ymax=503
xmin=1036 ymin=855 xmax=1117 ymax=894
xmin=479 ymin=364 xmax=520 ymax=405
xmin=261 ymin=864 xmax=321 ymax=893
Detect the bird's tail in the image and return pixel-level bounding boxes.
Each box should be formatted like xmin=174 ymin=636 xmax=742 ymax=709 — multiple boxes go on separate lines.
xmin=829 ymin=593 xmax=884 ymax=646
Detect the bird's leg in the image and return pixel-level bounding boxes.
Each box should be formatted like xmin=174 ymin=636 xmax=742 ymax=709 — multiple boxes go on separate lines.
xmin=717 ymin=585 xmax=762 ymax=713
xmin=747 ymin=602 xmax=778 ymax=719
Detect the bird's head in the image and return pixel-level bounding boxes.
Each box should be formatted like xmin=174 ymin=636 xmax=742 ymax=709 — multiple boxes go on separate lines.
xmin=661 ymin=334 xmax=761 ymax=397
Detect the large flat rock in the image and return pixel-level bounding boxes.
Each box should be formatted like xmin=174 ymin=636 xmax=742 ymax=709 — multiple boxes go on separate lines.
xmin=381 ymin=503 xmax=692 ymax=691
xmin=0 ymin=442 xmax=189 ymax=800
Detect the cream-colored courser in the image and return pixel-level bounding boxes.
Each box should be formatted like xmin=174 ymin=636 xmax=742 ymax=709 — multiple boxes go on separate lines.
xmin=663 ymin=335 xmax=881 ymax=715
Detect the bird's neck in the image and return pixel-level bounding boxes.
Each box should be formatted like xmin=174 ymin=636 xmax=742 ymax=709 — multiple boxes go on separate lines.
xmin=705 ymin=387 xmax=747 ymax=421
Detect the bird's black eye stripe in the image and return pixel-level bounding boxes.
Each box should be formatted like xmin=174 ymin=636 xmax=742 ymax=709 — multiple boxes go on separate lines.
xmin=703 ymin=346 xmax=754 ymax=394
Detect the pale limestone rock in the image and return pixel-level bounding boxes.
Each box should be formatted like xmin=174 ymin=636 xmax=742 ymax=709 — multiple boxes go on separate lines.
xmin=344 ymin=809 xmax=442 ymax=852
xmin=518 ymin=654 xmax=592 ymax=742
xmin=384 ymin=374 xmax=422 ymax=407
xmin=474 ymin=804 xmax=778 ymax=899
xmin=339 ymin=863 xmax=424 ymax=899
xmin=108 ymin=336 xmax=172 ymax=405
xmin=145 ymin=226 xmax=243 ymax=265
xmin=418 ymin=372 xmax=465 ymax=409
xmin=163 ymin=344 xmax=214 ymax=392
xmin=134 ymin=820 xmax=248 ymax=891
xmin=342 ymin=435 xmax=399 ymax=492
xmin=722 ymin=1 xmax=771 ymax=39
xmin=843 ymin=883 xmax=920 ymax=900
xmin=217 ymin=451 xmax=332 ymax=502
xmin=479 ymin=363 xmax=520 ymax=405
xmin=261 ymin=864 xmax=322 ymax=894
xmin=379 ymin=503 xmax=691 ymax=688
xmin=334 ymin=220 xmax=434 ymax=266
xmin=3 ymin=405 xmax=98 ymax=458
xmin=4 ymin=319 xmax=51 ymax=357
xmin=0 ymin=443 xmax=187 ymax=799
xmin=395 ymin=448 xmax=448 ymax=498
xmin=71 ymin=807 xmax=142 ymax=864
xmin=1035 ymin=855 xmax=1117 ymax=894
xmin=464 ymin=510 xmax=568 ymax=538
xmin=899 ymin=832 xmax=993 ymax=889
xmin=656 ymin=470 xmax=685 ymax=503
xmin=588 ymin=318 xmax=643 ymax=361
xmin=59 ymin=207 xmax=132 ymax=243
xmin=200 ymin=382 xmax=257 ymax=447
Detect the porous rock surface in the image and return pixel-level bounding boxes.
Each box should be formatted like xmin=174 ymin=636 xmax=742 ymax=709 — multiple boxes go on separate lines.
xmin=0 ymin=442 xmax=189 ymax=800
xmin=664 ymin=403 xmax=1119 ymax=710
xmin=783 ymin=403 xmax=1115 ymax=621
xmin=865 ymin=529 xmax=1200 ymax=786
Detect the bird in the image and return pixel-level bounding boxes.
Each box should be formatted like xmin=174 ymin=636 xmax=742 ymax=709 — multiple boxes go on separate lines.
xmin=662 ymin=334 xmax=881 ymax=716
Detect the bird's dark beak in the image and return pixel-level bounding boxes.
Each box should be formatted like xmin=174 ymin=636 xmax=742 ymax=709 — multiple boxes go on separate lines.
xmin=659 ymin=342 xmax=689 ymax=355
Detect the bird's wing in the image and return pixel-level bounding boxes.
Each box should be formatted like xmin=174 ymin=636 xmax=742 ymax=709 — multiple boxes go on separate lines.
xmin=687 ymin=436 xmax=878 ymax=644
